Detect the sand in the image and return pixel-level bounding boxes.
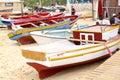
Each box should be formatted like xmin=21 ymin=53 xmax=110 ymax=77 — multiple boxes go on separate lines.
xmin=0 ymin=18 xmax=108 ymax=80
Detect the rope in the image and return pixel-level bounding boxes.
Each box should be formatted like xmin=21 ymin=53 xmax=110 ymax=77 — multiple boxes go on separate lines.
xmin=103 ymin=43 xmax=113 ymax=56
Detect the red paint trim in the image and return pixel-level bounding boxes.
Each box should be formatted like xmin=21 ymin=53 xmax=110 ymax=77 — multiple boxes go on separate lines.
xmin=27 ymin=53 xmax=115 ymax=79
xmin=27 ymin=47 xmax=120 ymax=79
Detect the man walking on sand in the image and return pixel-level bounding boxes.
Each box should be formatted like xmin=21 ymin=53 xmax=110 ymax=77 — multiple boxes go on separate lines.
xmin=71 ymin=6 xmax=76 ymax=15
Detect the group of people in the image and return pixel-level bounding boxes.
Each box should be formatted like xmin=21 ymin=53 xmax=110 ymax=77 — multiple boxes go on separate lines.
xmin=113 ymin=13 xmax=120 ymax=34
xmin=110 ymin=13 xmax=120 ymax=25
xmin=96 ymin=13 xmax=120 ymax=34
xmin=96 ymin=13 xmax=120 ymax=25
xmin=71 ymin=5 xmax=120 ymax=26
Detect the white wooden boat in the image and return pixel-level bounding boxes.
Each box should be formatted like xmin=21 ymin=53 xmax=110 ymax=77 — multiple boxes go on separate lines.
xmin=31 ymin=29 xmax=72 ymax=38
xmin=30 ymin=24 xmax=89 ymax=45
xmin=30 ymin=29 xmax=72 ymax=45
xmin=21 ymin=24 xmax=120 ymax=79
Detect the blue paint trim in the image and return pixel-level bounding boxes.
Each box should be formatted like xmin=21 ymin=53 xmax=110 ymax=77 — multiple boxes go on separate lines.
xmin=9 ymin=19 xmax=70 ymax=40
xmin=10 ymin=33 xmax=30 ymax=40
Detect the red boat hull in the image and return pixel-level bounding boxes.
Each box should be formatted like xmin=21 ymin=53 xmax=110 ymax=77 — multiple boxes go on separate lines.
xmin=27 ymin=53 xmax=111 ymax=79
xmin=13 ymin=14 xmax=79 ymax=28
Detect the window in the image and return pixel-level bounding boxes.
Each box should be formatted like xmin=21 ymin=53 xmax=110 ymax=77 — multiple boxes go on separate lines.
xmin=5 ymin=3 xmax=13 ymax=7
xmin=118 ymin=0 xmax=120 ymax=6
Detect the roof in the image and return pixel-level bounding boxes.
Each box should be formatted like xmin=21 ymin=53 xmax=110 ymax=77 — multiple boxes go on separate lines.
xmin=0 ymin=0 xmax=21 ymax=2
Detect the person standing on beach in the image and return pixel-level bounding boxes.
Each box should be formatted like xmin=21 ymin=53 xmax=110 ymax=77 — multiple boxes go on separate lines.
xmin=71 ymin=6 xmax=76 ymax=15
xmin=110 ymin=14 xmax=116 ymax=25
xmin=114 ymin=13 xmax=120 ymax=34
xmin=34 ymin=2 xmax=40 ymax=12
xmin=114 ymin=14 xmax=120 ymax=24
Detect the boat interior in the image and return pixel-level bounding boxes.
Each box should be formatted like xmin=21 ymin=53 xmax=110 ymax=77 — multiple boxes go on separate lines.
xmin=13 ymin=18 xmax=66 ymax=29
xmin=12 ymin=15 xmax=78 ymax=29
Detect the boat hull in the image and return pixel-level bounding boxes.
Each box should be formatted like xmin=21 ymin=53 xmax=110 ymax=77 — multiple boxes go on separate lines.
xmin=22 ymin=36 xmax=120 ymax=79
xmin=12 ymin=13 xmax=64 ymax=25
xmin=21 ymin=24 xmax=120 ymax=79
xmin=8 ymin=19 xmax=70 ymax=40
xmin=27 ymin=50 xmax=117 ymax=79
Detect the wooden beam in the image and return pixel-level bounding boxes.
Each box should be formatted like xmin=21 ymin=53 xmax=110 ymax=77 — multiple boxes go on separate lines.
xmin=67 ymin=37 xmax=106 ymax=44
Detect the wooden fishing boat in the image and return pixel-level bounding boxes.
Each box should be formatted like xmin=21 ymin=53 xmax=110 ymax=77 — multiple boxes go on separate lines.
xmin=11 ymin=12 xmax=62 ymax=20
xmin=21 ymin=24 xmax=120 ymax=79
xmin=57 ymin=15 xmax=80 ymax=25
xmin=11 ymin=13 xmax=63 ymax=20
xmin=30 ymin=24 xmax=89 ymax=44
xmin=8 ymin=18 xmax=70 ymax=40
xmin=0 ymin=18 xmax=13 ymax=25
xmin=0 ymin=13 xmax=63 ymax=26
xmin=31 ymin=29 xmax=72 ymax=39
xmin=30 ymin=29 xmax=73 ymax=45
xmin=11 ymin=14 xmax=79 ymax=29
xmin=0 ymin=9 xmax=13 ymax=15
xmin=10 ymin=13 xmax=64 ymax=25
xmin=35 ymin=12 xmax=50 ymax=16
xmin=11 ymin=12 xmax=50 ymax=19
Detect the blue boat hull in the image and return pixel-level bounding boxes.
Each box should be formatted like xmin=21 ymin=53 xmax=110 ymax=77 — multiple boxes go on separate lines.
xmin=8 ymin=19 xmax=70 ymax=40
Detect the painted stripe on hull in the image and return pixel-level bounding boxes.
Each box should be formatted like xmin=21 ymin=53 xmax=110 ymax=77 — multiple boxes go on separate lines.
xmin=8 ymin=19 xmax=70 ymax=40
xmin=48 ymin=38 xmax=120 ymax=61
xmin=24 ymin=44 xmax=118 ymax=67
xmin=72 ymin=25 xmax=119 ymax=33
xmin=22 ymin=37 xmax=120 ymax=62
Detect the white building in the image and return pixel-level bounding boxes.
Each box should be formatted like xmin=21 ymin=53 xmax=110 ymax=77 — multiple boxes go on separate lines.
xmin=0 ymin=0 xmax=21 ymax=12
xmin=66 ymin=0 xmax=93 ymax=18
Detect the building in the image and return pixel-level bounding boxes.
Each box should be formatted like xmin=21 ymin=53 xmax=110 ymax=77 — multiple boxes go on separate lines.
xmin=0 ymin=0 xmax=22 ymax=13
xmin=93 ymin=0 xmax=120 ymax=19
xmin=67 ymin=0 xmax=120 ymax=20
xmin=101 ymin=0 xmax=120 ymax=18
xmin=67 ymin=0 xmax=93 ymax=18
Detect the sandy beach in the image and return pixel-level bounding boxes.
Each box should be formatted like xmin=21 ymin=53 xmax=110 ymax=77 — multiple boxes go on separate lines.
xmin=0 ymin=18 xmax=113 ymax=80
